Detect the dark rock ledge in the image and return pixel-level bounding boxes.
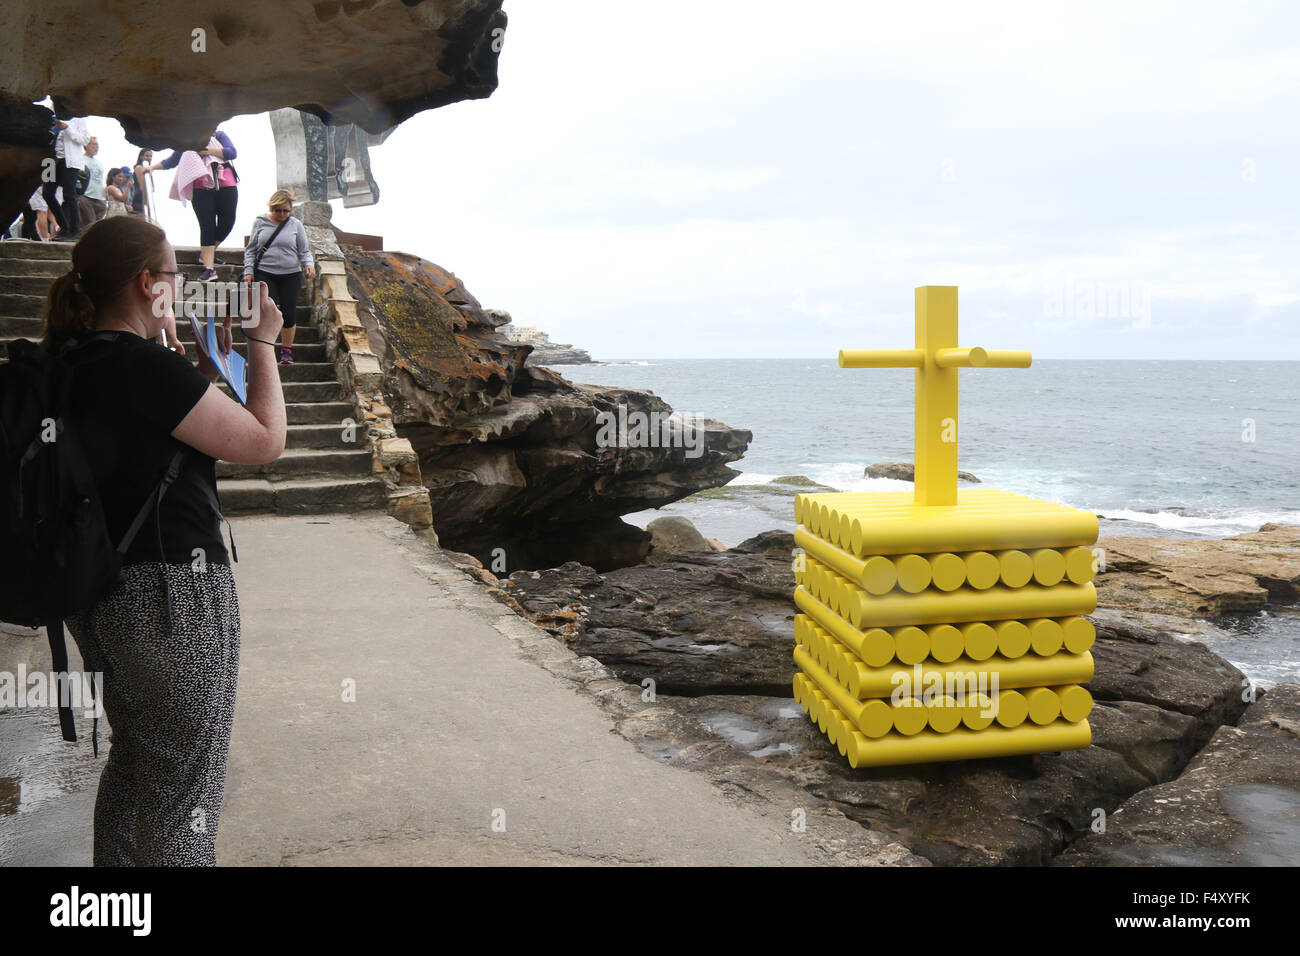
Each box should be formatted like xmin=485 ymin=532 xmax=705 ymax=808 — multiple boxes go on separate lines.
xmin=442 ymin=529 xmax=1300 ymax=866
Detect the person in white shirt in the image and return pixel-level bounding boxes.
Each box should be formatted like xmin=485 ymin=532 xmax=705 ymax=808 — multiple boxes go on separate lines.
xmin=82 ymin=137 xmax=106 ymax=222
xmin=43 ymin=116 xmax=90 ymax=241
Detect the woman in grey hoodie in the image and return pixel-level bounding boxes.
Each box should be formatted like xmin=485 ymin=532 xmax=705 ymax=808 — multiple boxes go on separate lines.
xmin=242 ymin=189 xmax=316 ymax=364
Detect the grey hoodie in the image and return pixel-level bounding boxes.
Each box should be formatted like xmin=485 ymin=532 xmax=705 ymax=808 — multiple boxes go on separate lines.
xmin=243 ymin=214 xmax=314 ymax=276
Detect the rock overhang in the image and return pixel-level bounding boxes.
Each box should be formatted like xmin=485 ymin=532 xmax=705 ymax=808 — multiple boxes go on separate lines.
xmin=2 ymin=0 xmax=507 ymax=147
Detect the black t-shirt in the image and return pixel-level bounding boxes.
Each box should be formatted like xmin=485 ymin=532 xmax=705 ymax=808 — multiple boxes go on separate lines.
xmin=66 ymin=331 xmax=229 ymax=566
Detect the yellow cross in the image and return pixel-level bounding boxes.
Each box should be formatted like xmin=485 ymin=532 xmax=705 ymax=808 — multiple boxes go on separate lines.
xmin=839 ymin=286 xmax=1031 ymax=507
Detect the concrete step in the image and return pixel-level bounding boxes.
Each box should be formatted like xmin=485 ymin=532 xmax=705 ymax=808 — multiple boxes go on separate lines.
xmin=287 ymin=401 xmax=355 ymax=425
xmin=0 ymin=339 xmax=326 ymax=370
xmin=172 ymin=326 xmax=322 ymax=348
xmin=0 ymin=241 xmax=72 ymax=260
xmin=216 ymin=476 xmax=387 ymax=516
xmin=0 ymin=313 xmax=319 ymax=342
xmin=216 ymin=361 xmax=337 ymax=383
xmin=0 ymin=258 xmax=69 ymax=277
xmin=217 ymin=447 xmax=374 ymax=480
xmin=282 ymin=422 xmax=368 ymax=450
xmin=174 ymin=341 xmax=330 ymax=364
xmin=219 ymin=379 xmax=343 ymax=403
xmin=0 ymin=293 xmax=46 ymax=313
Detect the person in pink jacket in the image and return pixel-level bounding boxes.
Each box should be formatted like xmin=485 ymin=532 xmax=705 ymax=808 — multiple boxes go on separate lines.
xmin=148 ymin=127 xmax=239 ymax=281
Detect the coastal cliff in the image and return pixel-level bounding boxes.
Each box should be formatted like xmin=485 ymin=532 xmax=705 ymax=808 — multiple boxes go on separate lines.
xmin=497 ymin=317 xmax=593 ymax=365
xmin=340 ymin=245 xmax=751 ymax=571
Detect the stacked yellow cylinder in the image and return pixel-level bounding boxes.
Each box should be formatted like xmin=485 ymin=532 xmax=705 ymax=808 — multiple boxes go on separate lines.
xmin=790 ymin=488 xmax=1099 ymax=768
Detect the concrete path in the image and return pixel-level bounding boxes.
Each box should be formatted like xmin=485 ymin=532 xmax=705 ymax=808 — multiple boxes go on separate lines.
xmin=2 ymin=512 xmax=843 ymax=865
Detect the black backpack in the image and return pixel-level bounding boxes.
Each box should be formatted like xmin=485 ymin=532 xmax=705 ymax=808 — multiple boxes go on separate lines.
xmin=75 ymin=166 xmax=90 ymax=196
xmin=0 ymin=333 xmax=188 ymax=752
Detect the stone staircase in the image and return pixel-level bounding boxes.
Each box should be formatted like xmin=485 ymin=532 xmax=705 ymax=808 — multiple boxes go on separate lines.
xmin=0 ymin=239 xmax=386 ymax=515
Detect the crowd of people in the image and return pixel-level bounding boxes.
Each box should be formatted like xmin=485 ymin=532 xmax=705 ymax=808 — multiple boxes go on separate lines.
xmin=9 ymin=117 xmax=316 ymax=365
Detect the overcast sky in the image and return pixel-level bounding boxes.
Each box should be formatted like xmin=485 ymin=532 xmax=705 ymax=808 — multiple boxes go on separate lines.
xmin=73 ymin=0 xmax=1300 ymax=359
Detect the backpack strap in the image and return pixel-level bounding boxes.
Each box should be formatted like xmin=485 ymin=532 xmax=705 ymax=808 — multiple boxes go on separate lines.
xmin=45 ymin=447 xmax=188 ymax=746
xmin=117 ymin=447 xmax=187 ymax=556
xmin=44 ymin=619 xmax=79 ymax=745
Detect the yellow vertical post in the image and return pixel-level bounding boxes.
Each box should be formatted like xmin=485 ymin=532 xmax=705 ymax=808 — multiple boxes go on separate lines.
xmin=914 ymin=286 xmax=958 ymax=507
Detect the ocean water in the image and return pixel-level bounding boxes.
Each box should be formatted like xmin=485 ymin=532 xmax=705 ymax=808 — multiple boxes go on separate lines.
xmin=561 ymin=359 xmax=1300 ymax=685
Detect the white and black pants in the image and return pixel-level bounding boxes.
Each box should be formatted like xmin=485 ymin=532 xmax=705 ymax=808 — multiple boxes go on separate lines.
xmin=65 ymin=561 xmax=241 ymax=866
xmin=40 ymin=157 xmax=81 ymax=236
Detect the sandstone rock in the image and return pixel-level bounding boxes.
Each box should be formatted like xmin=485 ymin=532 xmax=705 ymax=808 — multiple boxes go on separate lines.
xmin=0 ymin=2 xmax=507 ymax=227
xmin=2 ymin=1 xmax=506 ymax=146
xmin=1054 ymin=684 xmax=1300 ymax=866
xmin=866 ymin=462 xmax=980 ymax=483
xmin=340 ymin=246 xmax=751 ymax=572
xmin=645 ymin=516 xmax=710 ymax=563
xmin=705 ymin=538 xmax=727 ymax=552
xmin=0 ymin=92 xmax=53 ymax=225
xmin=1096 ymin=524 xmax=1300 ymax=617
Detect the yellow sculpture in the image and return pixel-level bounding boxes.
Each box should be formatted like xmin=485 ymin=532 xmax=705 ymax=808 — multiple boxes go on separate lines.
xmin=792 ymin=286 xmax=1097 ymax=768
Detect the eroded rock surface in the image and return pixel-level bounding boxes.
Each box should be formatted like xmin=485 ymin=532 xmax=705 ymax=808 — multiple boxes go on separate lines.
xmin=1097 ymin=524 xmax=1300 ymax=617
xmin=342 ymin=246 xmax=751 ymax=571
xmin=1055 ymin=684 xmax=1300 ymax=866
xmin=2 ymin=0 xmax=506 ymax=145
xmin=482 ymin=529 xmax=1273 ymax=865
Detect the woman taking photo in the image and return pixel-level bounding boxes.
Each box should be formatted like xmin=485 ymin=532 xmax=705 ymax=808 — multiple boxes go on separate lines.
xmin=43 ymin=215 xmax=286 ymax=866
xmin=149 ymin=127 xmax=239 ymax=281
xmin=243 ymin=189 xmax=315 ymax=364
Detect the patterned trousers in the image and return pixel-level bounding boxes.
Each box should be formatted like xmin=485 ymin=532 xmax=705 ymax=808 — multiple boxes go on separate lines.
xmin=65 ymin=561 xmax=241 ymax=866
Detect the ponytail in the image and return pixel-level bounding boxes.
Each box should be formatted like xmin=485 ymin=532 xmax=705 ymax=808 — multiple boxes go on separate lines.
xmin=40 ymin=216 xmax=168 ymax=352
xmin=40 ymin=272 xmax=97 ymax=350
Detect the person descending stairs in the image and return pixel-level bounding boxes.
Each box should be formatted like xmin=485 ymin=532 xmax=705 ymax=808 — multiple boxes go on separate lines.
xmin=0 ymin=240 xmax=385 ymax=514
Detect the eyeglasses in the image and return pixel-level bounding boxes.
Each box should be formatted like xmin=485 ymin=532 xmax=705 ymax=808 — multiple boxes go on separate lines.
xmin=270 ymin=207 xmax=291 ymax=214
xmin=146 ymin=269 xmax=191 ymax=291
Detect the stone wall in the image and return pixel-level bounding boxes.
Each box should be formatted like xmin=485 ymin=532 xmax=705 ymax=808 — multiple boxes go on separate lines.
xmin=297 ymin=200 xmax=433 ymax=530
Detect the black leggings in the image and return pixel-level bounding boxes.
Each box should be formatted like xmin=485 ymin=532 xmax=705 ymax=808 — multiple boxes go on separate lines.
xmin=255 ymin=269 xmax=303 ymax=328
xmin=190 ymin=185 xmax=238 ymax=247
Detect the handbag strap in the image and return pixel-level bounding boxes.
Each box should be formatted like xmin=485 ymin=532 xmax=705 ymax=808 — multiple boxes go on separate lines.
xmin=253 ymin=217 xmax=291 ymax=274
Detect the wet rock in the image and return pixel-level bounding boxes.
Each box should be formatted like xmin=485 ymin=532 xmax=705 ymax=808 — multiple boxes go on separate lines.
xmin=493 ymin=529 xmax=1269 ymax=863
xmin=1054 ymin=684 xmax=1300 ymax=866
xmin=1087 ymin=607 xmax=1248 ymax=750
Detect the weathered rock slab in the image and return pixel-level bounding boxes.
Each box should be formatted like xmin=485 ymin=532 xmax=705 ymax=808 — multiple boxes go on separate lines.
xmin=1055 ymin=684 xmax=1300 ymax=866
xmin=1096 ymin=524 xmax=1300 ymax=617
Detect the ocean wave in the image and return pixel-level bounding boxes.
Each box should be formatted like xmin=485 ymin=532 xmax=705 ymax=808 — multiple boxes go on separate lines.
xmin=1094 ymin=508 xmax=1299 ymax=536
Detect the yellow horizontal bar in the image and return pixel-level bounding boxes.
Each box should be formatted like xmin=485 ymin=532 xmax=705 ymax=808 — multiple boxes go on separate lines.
xmin=793 ymin=675 xmax=1091 ymax=767
xmin=982 ymin=349 xmax=1032 ymax=368
xmin=936 ymin=346 xmax=987 ymax=368
xmin=793 ymin=593 xmax=1097 ymax=691
xmin=847 ymin=510 xmax=1098 ymax=556
xmin=838 ymin=348 xmax=925 ymax=368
